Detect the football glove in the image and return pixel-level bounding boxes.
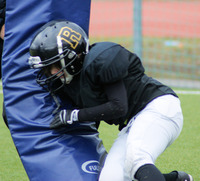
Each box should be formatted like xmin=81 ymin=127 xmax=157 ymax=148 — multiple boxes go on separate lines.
xmin=50 ymin=109 xmax=79 ymax=129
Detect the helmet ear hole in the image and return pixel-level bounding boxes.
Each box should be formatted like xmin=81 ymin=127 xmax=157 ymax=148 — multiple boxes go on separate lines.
xmin=65 ymin=60 xmax=82 ymax=75
xmin=62 ymin=50 xmax=83 ymax=76
xmin=67 ymin=51 xmax=76 ymax=59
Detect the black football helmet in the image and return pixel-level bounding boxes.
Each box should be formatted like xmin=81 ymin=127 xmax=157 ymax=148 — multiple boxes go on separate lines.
xmin=29 ymin=20 xmax=89 ymax=92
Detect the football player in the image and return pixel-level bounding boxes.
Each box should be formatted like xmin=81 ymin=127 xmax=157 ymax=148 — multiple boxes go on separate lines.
xmin=29 ymin=20 xmax=193 ymax=181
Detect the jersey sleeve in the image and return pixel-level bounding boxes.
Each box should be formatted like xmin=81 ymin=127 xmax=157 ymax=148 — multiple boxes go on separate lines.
xmin=78 ymin=80 xmax=128 ymax=124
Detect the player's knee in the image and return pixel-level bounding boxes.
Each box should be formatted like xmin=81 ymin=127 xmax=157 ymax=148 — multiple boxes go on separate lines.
xmin=99 ymin=163 xmax=124 ymax=181
xmin=124 ymin=147 xmax=154 ymax=179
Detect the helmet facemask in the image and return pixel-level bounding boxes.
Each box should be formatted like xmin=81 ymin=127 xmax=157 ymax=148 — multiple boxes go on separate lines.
xmin=30 ymin=45 xmax=83 ymax=92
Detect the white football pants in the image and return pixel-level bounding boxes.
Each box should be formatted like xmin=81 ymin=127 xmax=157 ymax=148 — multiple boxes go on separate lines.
xmin=99 ymin=95 xmax=183 ymax=181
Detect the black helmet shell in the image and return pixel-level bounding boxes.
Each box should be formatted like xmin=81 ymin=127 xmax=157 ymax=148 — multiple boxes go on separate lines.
xmin=30 ymin=20 xmax=89 ymax=62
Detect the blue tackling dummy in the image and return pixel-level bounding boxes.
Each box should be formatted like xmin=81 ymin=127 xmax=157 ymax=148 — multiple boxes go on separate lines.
xmin=2 ymin=0 xmax=107 ymax=180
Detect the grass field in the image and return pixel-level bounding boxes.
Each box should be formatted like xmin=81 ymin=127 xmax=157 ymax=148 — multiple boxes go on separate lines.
xmin=0 ymin=90 xmax=199 ymax=180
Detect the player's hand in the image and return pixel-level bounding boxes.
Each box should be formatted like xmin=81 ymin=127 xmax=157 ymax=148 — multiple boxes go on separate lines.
xmin=50 ymin=109 xmax=79 ymax=129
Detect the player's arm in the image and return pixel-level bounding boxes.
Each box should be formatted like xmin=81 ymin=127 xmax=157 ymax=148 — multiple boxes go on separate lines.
xmin=79 ymin=79 xmax=128 ymax=122
xmin=50 ymin=80 xmax=128 ymax=128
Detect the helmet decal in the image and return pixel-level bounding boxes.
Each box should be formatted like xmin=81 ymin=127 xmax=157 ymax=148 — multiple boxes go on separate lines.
xmin=58 ymin=27 xmax=82 ymax=50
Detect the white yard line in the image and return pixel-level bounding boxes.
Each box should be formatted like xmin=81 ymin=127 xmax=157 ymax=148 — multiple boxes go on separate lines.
xmin=175 ymin=90 xmax=200 ymax=95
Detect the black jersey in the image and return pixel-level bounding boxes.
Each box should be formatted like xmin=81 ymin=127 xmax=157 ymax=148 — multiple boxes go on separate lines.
xmin=79 ymin=42 xmax=177 ymax=125
xmin=58 ymin=42 xmax=177 ymax=130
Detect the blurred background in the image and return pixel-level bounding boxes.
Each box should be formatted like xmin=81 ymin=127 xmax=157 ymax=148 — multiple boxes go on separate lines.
xmin=89 ymin=0 xmax=200 ymax=90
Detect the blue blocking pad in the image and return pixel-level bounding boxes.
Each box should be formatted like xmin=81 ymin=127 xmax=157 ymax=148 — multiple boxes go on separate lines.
xmin=2 ymin=0 xmax=107 ymax=180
